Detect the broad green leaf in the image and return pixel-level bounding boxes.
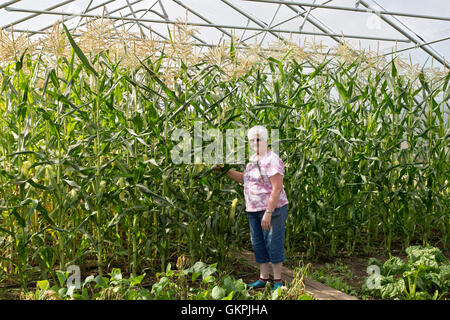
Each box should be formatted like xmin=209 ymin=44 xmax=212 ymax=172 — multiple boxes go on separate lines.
xmin=62 ymin=24 xmax=98 ymax=77
xmin=37 ymin=280 xmax=50 ymax=291
xmin=211 ymin=286 xmax=226 ymax=300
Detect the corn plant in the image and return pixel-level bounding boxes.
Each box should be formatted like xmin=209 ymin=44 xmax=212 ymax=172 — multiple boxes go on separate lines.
xmin=0 ymin=21 xmax=448 ymax=291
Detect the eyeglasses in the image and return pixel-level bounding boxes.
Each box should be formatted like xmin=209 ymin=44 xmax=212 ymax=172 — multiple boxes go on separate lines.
xmin=249 ymin=138 xmax=261 ymax=143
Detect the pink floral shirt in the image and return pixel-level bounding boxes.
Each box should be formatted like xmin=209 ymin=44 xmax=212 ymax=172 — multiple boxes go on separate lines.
xmin=243 ymin=150 xmax=289 ymax=212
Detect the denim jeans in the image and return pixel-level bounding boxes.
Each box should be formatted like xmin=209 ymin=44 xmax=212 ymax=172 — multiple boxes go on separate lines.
xmin=246 ymin=204 xmax=288 ymax=264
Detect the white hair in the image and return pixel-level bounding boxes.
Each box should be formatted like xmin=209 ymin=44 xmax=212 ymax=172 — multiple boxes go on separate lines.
xmin=247 ymin=125 xmax=268 ymax=141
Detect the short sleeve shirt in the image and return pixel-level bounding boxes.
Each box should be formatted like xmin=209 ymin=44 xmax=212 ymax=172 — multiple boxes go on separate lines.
xmin=243 ymin=150 xmax=289 ymax=212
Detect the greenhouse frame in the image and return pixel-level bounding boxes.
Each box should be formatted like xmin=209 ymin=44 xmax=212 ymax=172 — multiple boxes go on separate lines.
xmin=0 ymin=0 xmax=449 ymax=67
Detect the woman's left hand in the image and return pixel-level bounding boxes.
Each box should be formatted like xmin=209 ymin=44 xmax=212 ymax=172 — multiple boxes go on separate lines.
xmin=261 ymin=174 xmax=283 ymax=231
xmin=261 ymin=212 xmax=271 ymax=231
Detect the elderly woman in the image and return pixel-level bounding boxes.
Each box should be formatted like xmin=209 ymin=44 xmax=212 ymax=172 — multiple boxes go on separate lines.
xmin=218 ymin=125 xmax=289 ymax=291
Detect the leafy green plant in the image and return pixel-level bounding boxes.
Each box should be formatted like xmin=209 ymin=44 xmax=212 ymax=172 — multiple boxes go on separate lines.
xmin=363 ymin=245 xmax=450 ymax=300
xmin=211 ymin=275 xmax=250 ymax=300
xmin=93 ymin=268 xmax=150 ymax=300
xmin=310 ymin=261 xmax=358 ymax=297
xmin=22 ymin=268 xmax=150 ymax=300
xmin=151 ymin=261 xmax=251 ymax=300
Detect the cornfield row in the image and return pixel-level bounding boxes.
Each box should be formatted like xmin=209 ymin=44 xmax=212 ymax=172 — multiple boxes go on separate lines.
xmin=0 ymin=23 xmax=448 ymax=289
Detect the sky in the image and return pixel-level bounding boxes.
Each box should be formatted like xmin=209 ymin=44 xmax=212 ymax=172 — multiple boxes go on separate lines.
xmin=0 ymin=0 xmax=449 ymax=69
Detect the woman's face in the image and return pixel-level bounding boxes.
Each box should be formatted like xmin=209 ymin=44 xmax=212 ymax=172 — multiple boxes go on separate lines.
xmin=249 ymin=135 xmax=268 ymax=154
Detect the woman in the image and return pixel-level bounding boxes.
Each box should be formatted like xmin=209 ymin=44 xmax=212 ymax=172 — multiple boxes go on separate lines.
xmin=217 ymin=125 xmax=289 ymax=291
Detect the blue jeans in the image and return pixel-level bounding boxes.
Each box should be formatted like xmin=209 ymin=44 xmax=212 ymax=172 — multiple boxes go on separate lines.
xmin=247 ymin=205 xmax=288 ymax=264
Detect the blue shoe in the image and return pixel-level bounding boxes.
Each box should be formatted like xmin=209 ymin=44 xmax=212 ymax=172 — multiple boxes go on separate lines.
xmin=273 ymin=282 xmax=283 ymax=291
xmin=247 ymin=279 xmax=268 ymax=289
